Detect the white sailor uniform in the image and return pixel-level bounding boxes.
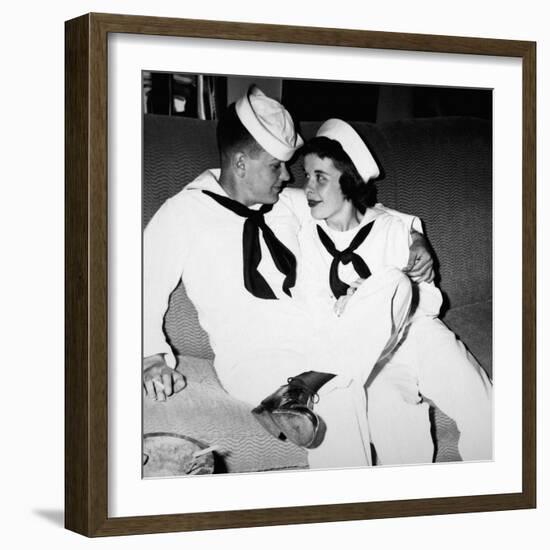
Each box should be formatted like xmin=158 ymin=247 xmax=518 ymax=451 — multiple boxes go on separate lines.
xmin=298 ymin=202 xmax=493 ymax=465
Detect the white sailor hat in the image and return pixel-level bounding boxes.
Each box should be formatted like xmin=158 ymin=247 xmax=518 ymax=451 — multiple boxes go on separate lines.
xmin=235 ymin=85 xmax=304 ymax=161
xmin=316 ymin=119 xmax=380 ymax=182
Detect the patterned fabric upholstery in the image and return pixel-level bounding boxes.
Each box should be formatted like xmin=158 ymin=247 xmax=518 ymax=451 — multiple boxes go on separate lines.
xmin=378 ymin=117 xmax=492 ymax=312
xmin=143 ymin=356 xmax=307 ymax=472
xmin=143 ymin=116 xmax=217 ymax=360
xmin=444 ymin=300 xmax=493 ymax=378
xmin=143 ymin=116 xmax=219 ymax=228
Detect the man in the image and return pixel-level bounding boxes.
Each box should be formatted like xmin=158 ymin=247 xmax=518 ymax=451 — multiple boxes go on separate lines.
xmin=143 ymin=86 xmax=434 ymax=468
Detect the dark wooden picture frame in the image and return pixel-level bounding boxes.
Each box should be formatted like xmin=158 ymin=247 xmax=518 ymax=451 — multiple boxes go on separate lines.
xmin=65 ymin=12 xmax=536 ymax=537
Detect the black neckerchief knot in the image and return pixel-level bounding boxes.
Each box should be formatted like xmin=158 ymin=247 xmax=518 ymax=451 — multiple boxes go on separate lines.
xmin=316 ymin=221 xmax=375 ymax=299
xmin=202 ymin=190 xmax=297 ymax=300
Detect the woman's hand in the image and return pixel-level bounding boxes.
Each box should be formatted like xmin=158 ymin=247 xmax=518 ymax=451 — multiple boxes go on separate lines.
xmin=334 ymin=278 xmax=365 ymax=317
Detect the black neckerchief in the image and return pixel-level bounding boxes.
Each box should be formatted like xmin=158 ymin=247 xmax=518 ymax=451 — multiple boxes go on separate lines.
xmin=202 ymin=190 xmax=297 ymax=300
xmin=316 ymin=221 xmax=375 ymax=298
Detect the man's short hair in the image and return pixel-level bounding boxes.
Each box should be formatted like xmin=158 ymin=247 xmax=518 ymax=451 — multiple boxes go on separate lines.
xmin=217 ymin=103 xmax=263 ymax=165
xmin=302 ymin=136 xmax=377 ymax=213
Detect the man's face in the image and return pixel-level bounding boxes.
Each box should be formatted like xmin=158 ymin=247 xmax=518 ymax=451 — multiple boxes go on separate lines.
xmin=304 ymin=153 xmax=347 ymax=220
xmin=243 ymin=149 xmax=290 ymax=205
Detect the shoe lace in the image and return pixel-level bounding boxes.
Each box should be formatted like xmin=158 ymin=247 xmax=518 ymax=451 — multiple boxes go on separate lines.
xmin=286 ymin=377 xmax=320 ymax=404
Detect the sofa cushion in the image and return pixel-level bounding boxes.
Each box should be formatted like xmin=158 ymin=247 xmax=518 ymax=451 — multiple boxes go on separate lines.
xmin=143 ymin=356 xmax=308 ymax=473
xmin=442 ymin=300 xmax=493 ymax=378
xmin=377 ymin=117 xmax=492 ymax=311
xmin=143 ymin=115 xmax=219 ymax=228
xmin=163 ymin=281 xmax=214 ymax=361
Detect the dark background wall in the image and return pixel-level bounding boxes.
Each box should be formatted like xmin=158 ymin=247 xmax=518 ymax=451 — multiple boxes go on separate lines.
xmin=143 ymin=72 xmax=492 ymax=124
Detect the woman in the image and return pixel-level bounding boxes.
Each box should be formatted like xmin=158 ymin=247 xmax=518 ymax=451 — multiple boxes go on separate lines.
xmin=298 ymin=119 xmax=442 ymax=321
xmin=296 ymin=119 xmax=492 ymax=465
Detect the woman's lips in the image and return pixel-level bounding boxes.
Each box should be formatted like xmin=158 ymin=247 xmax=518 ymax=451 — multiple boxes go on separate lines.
xmin=308 ymin=199 xmax=321 ymax=207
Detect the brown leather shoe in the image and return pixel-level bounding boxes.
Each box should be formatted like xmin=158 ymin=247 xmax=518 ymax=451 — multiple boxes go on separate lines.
xmin=251 ymin=372 xmax=334 ymax=449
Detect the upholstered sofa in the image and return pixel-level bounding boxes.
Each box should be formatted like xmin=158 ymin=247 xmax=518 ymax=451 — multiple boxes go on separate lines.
xmin=142 ymin=114 xmax=492 ymax=473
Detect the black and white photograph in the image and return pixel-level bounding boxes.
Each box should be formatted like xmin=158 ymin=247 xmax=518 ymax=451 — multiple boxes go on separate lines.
xmin=2 ymin=0 xmax=542 ymax=544
xmin=141 ymin=72 xmax=494 ymax=477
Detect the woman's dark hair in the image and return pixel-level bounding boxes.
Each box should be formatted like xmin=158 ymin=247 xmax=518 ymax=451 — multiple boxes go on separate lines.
xmin=302 ymin=135 xmax=377 ymax=213
xmin=216 ymin=103 xmax=262 ymax=165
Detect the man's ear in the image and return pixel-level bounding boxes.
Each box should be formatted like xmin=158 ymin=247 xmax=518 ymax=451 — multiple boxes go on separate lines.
xmin=232 ymin=151 xmax=247 ymax=177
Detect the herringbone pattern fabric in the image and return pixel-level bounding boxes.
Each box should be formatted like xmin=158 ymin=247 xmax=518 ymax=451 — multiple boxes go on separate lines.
xmin=431 ymin=407 xmax=461 ymax=462
xmin=143 ymin=115 xmax=219 ymax=228
xmin=163 ymin=281 xmax=214 ymax=361
xmin=143 ymin=356 xmax=308 ymax=473
xmin=378 ymin=117 xmax=492 ymax=310
xmin=444 ymin=300 xmax=493 ymax=377
xmin=144 ymin=115 xmax=217 ymax=359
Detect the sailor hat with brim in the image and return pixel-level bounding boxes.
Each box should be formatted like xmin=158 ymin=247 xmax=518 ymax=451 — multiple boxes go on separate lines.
xmin=316 ymin=118 xmax=380 ymax=182
xmin=235 ymin=85 xmax=304 ymax=162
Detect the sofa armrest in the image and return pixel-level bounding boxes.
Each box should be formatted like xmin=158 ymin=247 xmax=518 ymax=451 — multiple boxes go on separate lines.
xmin=143 ymin=355 xmax=308 ymax=473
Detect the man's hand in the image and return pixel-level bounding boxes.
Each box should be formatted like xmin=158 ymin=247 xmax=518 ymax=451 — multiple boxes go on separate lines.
xmin=404 ymin=230 xmax=435 ymax=283
xmin=334 ymin=278 xmax=365 ymax=317
xmin=143 ymin=354 xmax=186 ymax=402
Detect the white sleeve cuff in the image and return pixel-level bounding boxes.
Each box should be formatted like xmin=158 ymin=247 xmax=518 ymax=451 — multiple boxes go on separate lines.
xmin=143 ymin=341 xmax=176 ymax=369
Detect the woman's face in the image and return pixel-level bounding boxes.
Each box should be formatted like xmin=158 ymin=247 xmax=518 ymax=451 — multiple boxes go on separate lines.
xmin=304 ymin=153 xmax=347 ymax=220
